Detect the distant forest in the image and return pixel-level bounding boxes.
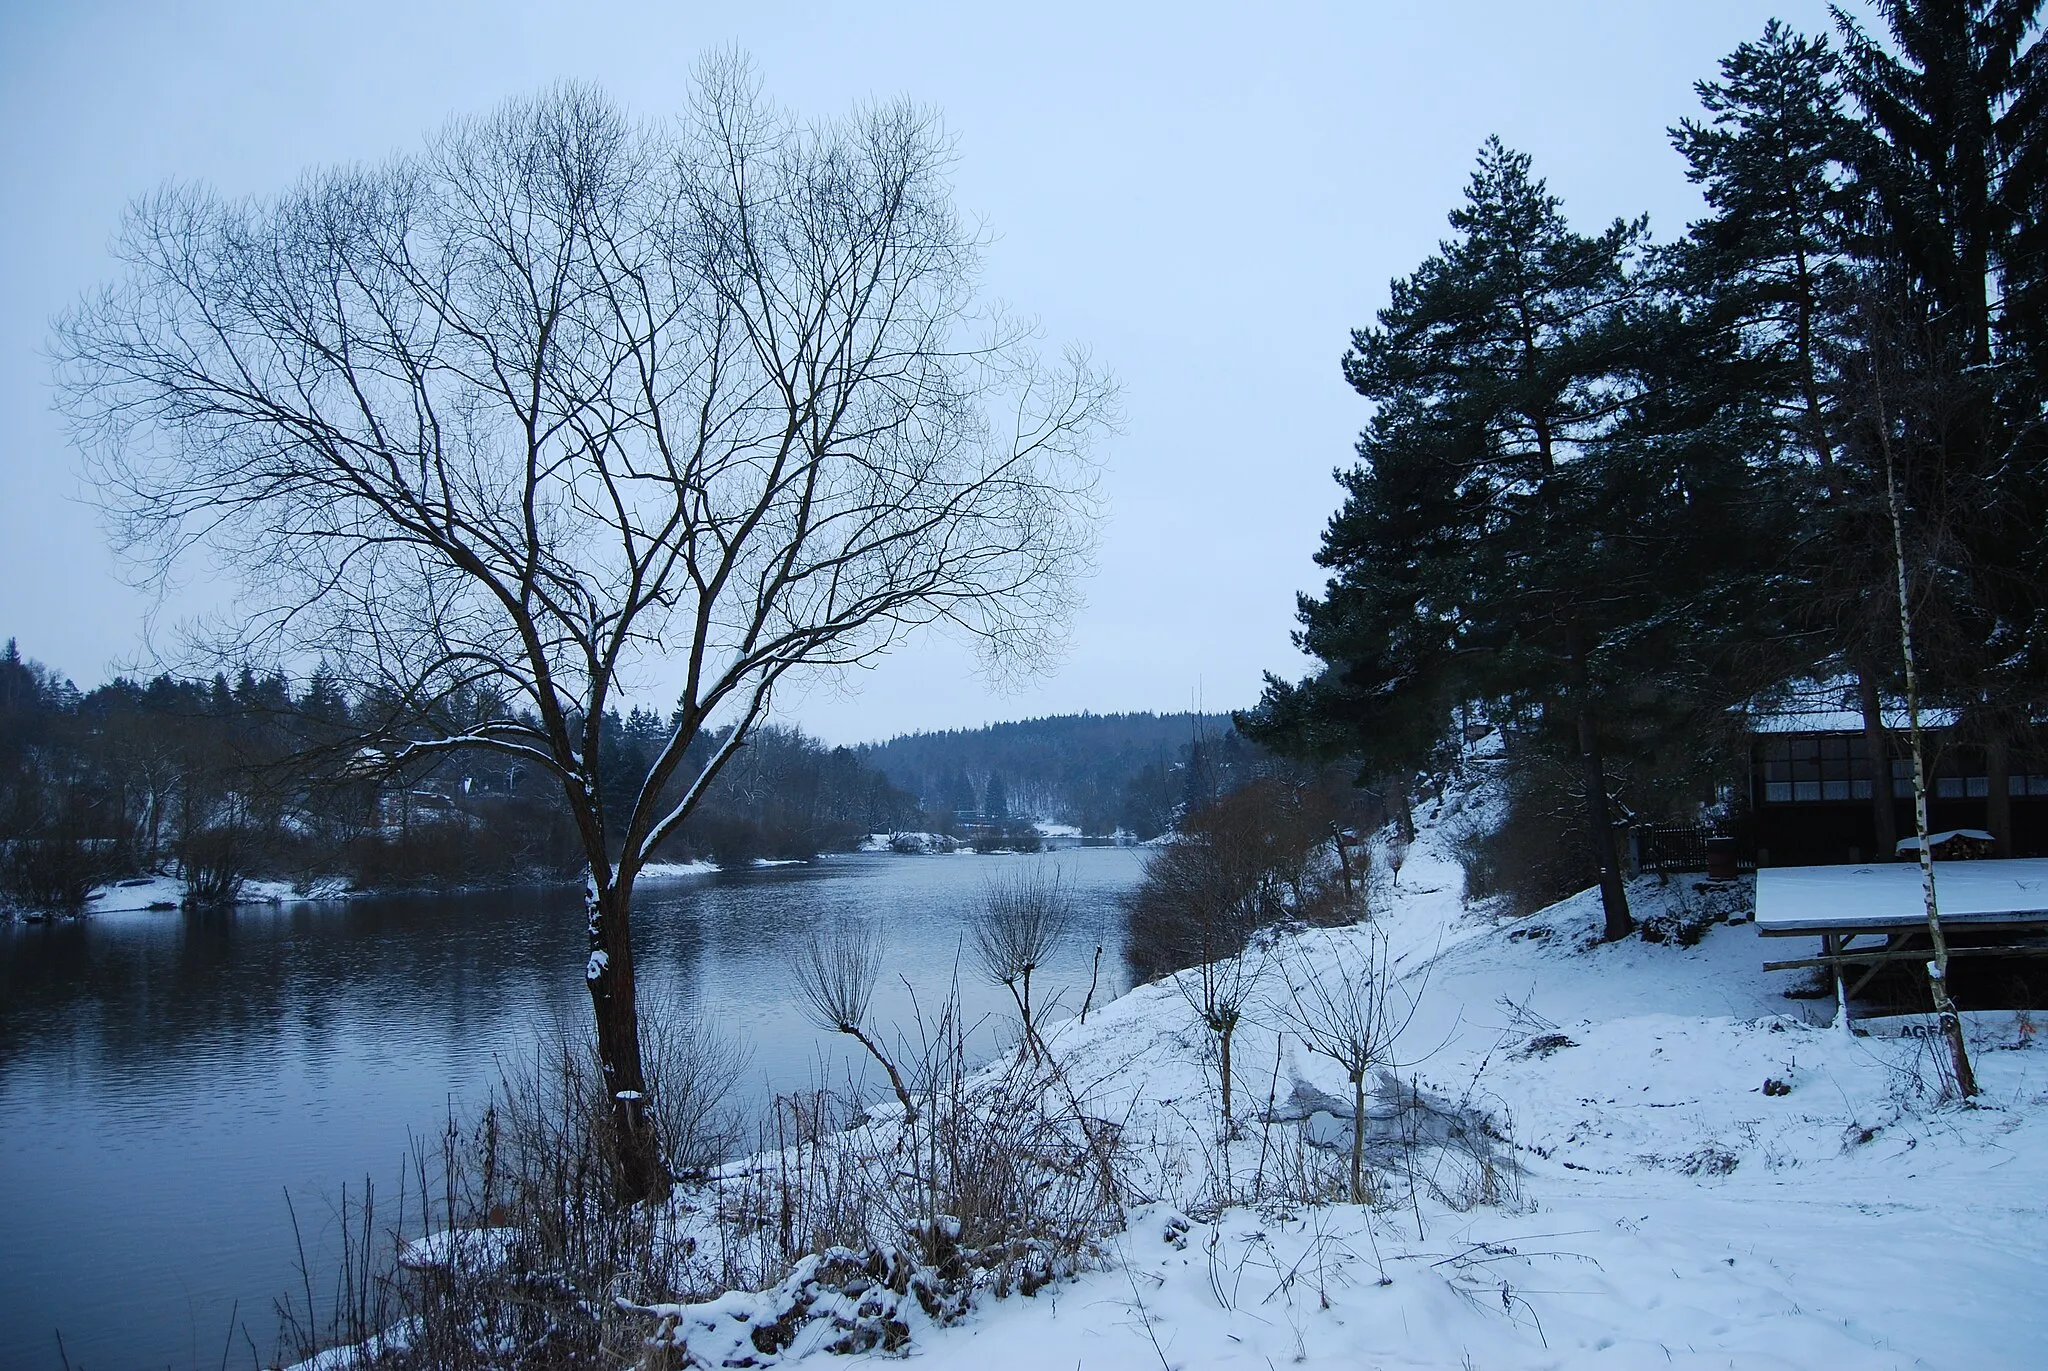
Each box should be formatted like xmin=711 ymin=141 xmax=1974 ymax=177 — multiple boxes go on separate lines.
xmin=0 ymin=643 xmax=1276 ymax=910
xmin=857 ymin=713 xmax=1258 ymax=840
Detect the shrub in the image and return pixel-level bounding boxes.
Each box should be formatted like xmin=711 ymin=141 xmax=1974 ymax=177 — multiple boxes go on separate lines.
xmin=1454 ymin=756 xmax=1597 ymax=914
xmin=274 ymin=1006 xmax=749 ymax=1370
xmin=1123 ymin=778 xmax=1352 ymax=982
xmin=971 ymin=868 xmax=1075 ymax=1052
xmin=2 ymin=834 xmax=105 ymax=911
xmin=275 ymin=986 xmax=1125 ymax=1369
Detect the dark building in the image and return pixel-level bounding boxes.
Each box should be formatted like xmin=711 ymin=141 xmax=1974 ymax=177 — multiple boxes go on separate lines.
xmin=1746 ymin=682 xmax=2048 ymax=866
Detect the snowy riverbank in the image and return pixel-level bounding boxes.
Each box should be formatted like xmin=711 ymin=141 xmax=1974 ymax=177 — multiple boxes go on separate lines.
xmin=298 ymin=762 xmax=2048 ymax=1368
xmin=883 ymin=777 xmax=2048 ymax=1368
xmin=8 ymin=857 xmax=733 ymax=920
xmin=662 ymin=763 xmax=2048 ymax=1367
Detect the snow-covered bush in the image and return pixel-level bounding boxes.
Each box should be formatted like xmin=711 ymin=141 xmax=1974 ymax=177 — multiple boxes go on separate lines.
xmin=278 ymin=967 xmax=1133 ymax=1370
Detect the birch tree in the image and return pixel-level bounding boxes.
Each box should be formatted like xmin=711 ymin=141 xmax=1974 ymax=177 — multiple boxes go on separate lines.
xmin=55 ymin=65 xmax=1112 ymax=1199
xmin=1863 ymin=318 xmax=1980 ymax=1098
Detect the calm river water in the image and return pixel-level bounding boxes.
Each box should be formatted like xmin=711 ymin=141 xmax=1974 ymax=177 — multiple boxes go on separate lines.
xmin=0 ymin=848 xmax=1142 ymax=1371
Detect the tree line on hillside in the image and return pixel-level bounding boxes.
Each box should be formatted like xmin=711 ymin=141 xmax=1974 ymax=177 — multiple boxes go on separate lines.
xmin=857 ymin=712 xmax=1254 ymax=840
xmin=0 ymin=640 xmax=920 ymax=911
xmin=1244 ymin=4 xmax=2048 ymax=935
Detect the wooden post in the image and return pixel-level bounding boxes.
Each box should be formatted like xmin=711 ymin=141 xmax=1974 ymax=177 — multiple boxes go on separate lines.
xmin=1857 ymin=667 xmax=1898 ymax=859
xmin=1987 ymin=731 xmax=2012 ymax=857
xmin=1829 ymin=932 xmax=1852 ymax=1034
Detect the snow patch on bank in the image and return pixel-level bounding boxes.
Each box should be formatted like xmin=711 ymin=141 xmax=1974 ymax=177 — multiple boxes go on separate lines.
xmin=637 ymin=860 xmax=721 ymax=879
xmin=75 ymin=873 xmax=358 ymax=912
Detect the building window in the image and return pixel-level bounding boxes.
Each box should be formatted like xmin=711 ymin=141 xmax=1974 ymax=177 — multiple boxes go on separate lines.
xmin=1896 ymin=758 xmax=1989 ymax=800
xmin=1761 ymin=736 xmax=1872 ymax=804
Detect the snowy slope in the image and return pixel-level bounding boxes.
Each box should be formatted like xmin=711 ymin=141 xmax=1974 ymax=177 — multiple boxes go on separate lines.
xmin=885 ymin=759 xmax=2048 ymax=1371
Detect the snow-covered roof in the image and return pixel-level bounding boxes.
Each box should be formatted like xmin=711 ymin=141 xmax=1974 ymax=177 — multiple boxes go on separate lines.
xmin=1896 ymin=829 xmax=1994 ymax=854
xmin=1755 ymin=858 xmax=2048 ymax=933
xmin=1736 ymin=676 xmax=1957 ymax=733
xmin=1743 ymin=677 xmax=1960 ymax=734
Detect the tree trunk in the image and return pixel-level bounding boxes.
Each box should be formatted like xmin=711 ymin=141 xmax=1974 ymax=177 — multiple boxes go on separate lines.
xmin=584 ymin=875 xmax=668 ymax=1202
xmin=1857 ymin=667 xmax=1899 ymax=859
xmin=1349 ymin=1071 xmax=1366 ymax=1205
xmin=1219 ymin=1022 xmax=1233 ymax=1127
xmin=1986 ymin=730 xmax=2012 ymax=857
xmin=1901 ymin=720 xmax=1980 ymax=1100
xmin=1566 ymin=622 xmax=1632 ymax=940
xmin=1878 ymin=389 xmax=1978 ymax=1100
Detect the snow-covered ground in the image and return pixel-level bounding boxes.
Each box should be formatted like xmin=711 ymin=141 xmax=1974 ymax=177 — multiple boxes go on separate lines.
xmin=860 ymin=767 xmax=2048 ymax=1369
xmin=639 ymin=859 xmax=722 ymax=879
xmin=75 ymin=872 xmax=352 ymax=911
xmin=860 ymin=831 xmax=966 ymax=854
xmin=285 ymin=759 xmax=2048 ymax=1369
xmin=856 ymin=823 xmax=1114 ymax=855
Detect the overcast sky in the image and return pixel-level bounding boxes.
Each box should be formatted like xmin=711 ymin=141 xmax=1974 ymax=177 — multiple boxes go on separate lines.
xmin=0 ymin=0 xmax=1845 ymax=745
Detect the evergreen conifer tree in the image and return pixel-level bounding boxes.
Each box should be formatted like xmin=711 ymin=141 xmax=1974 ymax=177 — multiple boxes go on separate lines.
xmin=1251 ymin=141 xmax=1661 ymax=938
xmin=1834 ymin=0 xmax=2048 ymax=844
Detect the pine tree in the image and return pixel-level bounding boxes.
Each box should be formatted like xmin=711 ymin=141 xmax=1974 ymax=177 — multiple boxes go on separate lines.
xmin=1834 ymin=0 xmax=2048 ymax=844
xmin=1668 ymin=23 xmax=1909 ymax=851
xmin=1253 ymin=141 xmax=1663 ymax=938
xmin=1671 ymin=21 xmax=1857 ymax=488
xmin=1836 ymin=0 xmax=2043 ymax=365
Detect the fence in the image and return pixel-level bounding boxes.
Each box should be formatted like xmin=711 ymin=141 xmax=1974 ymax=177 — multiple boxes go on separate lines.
xmin=1632 ymin=825 xmax=1753 ymax=875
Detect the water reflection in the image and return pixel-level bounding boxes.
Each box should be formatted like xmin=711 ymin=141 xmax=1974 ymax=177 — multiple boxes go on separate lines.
xmin=0 ymin=849 xmax=1139 ymax=1371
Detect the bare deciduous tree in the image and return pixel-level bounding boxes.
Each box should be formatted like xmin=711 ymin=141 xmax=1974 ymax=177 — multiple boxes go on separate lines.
xmin=1182 ymin=932 xmax=1266 ymax=1135
xmin=54 ymin=63 xmax=1113 ymax=1199
xmin=1860 ymin=311 xmax=1978 ymax=1098
xmin=1279 ymin=929 xmax=1418 ymax=1204
xmin=1124 ymin=830 xmax=1268 ymax=1130
xmin=1122 ymin=780 xmax=1352 ymax=1126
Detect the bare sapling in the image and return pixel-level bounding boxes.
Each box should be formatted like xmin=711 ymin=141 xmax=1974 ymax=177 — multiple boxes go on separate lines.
xmin=1871 ymin=340 xmax=1978 ymax=1099
xmin=794 ymin=925 xmax=917 ymax=1122
xmin=1279 ymin=929 xmax=1419 ymax=1204
xmin=971 ymin=867 xmax=1075 ymax=1057
xmin=1176 ymin=930 xmax=1267 ymax=1136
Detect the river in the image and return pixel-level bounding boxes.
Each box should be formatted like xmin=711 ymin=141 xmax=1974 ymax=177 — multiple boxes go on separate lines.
xmin=0 ymin=847 xmax=1143 ymax=1371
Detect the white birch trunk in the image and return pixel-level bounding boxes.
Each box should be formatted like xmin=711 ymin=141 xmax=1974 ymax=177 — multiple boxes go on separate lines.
xmin=1880 ymin=386 xmax=1978 ymax=1099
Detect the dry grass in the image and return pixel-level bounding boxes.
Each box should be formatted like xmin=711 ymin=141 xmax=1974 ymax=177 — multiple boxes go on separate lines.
xmin=275 ymin=974 xmax=1129 ymax=1370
